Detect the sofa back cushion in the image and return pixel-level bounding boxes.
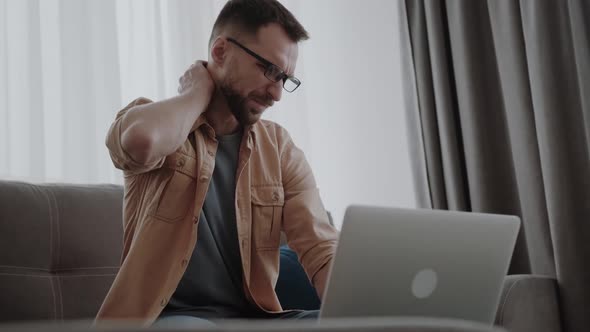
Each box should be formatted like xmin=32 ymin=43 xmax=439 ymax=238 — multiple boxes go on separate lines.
xmin=0 ymin=180 xmax=123 ymax=322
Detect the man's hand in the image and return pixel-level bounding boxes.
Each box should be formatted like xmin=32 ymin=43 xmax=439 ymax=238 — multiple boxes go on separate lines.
xmin=178 ymin=60 xmax=215 ymax=98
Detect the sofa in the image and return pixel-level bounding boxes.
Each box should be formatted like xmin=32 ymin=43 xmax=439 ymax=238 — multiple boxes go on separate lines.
xmin=0 ymin=180 xmax=562 ymax=332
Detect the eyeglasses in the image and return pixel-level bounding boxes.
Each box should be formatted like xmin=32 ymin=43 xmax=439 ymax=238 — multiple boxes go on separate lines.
xmin=227 ymin=37 xmax=301 ymax=93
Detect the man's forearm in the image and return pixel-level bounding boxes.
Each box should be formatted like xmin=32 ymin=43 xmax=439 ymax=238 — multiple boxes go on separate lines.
xmin=119 ymin=90 xmax=209 ymax=165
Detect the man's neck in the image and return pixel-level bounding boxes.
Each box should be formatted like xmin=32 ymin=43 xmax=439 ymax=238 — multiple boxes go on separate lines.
xmin=205 ymin=89 xmax=242 ymax=136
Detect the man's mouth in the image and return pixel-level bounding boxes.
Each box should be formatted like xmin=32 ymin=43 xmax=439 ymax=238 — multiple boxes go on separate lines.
xmin=251 ymin=99 xmax=271 ymax=111
xmin=252 ymin=99 xmax=271 ymax=107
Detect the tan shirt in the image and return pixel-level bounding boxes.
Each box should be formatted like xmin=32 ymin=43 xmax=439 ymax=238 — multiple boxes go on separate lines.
xmin=95 ymin=97 xmax=339 ymax=325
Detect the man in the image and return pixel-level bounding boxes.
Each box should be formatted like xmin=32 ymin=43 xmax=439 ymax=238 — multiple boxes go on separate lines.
xmin=95 ymin=0 xmax=339 ymax=327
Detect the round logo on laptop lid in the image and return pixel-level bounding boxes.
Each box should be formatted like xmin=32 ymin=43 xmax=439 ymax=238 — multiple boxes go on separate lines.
xmin=411 ymin=269 xmax=438 ymax=299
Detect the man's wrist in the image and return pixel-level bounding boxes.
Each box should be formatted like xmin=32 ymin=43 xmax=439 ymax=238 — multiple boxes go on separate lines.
xmin=183 ymin=84 xmax=210 ymax=109
xmin=181 ymin=86 xmax=210 ymax=131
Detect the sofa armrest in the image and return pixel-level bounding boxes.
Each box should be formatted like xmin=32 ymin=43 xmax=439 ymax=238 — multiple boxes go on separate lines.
xmin=495 ymin=275 xmax=562 ymax=332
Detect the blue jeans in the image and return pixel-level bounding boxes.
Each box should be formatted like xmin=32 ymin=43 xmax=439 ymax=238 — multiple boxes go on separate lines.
xmin=151 ymin=315 xmax=217 ymax=328
xmin=151 ymin=310 xmax=319 ymax=328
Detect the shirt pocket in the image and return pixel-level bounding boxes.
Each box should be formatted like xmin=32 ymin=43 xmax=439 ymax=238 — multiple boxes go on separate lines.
xmin=153 ymin=152 xmax=198 ymax=223
xmin=251 ymin=186 xmax=284 ymax=250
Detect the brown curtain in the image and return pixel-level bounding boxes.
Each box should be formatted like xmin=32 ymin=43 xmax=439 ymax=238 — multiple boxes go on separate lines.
xmin=399 ymin=0 xmax=589 ymax=331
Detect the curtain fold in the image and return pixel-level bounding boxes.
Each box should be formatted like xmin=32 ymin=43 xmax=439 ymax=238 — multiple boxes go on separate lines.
xmin=400 ymin=0 xmax=590 ymax=331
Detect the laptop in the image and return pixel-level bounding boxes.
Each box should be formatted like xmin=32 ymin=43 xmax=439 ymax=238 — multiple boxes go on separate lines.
xmin=319 ymin=205 xmax=520 ymax=324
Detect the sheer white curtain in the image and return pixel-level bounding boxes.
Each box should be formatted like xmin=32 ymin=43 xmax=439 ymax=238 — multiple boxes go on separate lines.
xmin=0 ymin=0 xmax=226 ymax=184
xmin=0 ymin=0 xmax=414 ymax=227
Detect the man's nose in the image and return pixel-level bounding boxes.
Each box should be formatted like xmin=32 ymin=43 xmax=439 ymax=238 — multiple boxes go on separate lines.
xmin=267 ymin=80 xmax=283 ymax=103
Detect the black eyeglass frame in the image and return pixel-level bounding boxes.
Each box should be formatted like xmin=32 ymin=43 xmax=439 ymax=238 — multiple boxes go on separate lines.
xmin=227 ymin=37 xmax=301 ymax=93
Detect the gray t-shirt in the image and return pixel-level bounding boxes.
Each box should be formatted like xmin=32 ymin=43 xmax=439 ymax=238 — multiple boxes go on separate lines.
xmin=161 ymin=130 xmax=258 ymax=319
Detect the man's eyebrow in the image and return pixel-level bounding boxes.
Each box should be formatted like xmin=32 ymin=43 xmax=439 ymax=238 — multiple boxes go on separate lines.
xmin=257 ymin=51 xmax=286 ymax=71
xmin=271 ymin=59 xmax=294 ymax=77
xmin=253 ymin=47 xmax=293 ymax=76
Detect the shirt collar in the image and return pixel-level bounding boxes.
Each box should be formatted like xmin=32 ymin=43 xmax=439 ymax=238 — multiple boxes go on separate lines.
xmin=192 ymin=113 xmax=257 ymax=147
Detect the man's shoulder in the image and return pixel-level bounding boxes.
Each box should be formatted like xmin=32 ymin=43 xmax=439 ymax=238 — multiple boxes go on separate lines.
xmin=250 ymin=119 xmax=299 ymax=159
xmin=252 ymin=119 xmax=293 ymax=145
xmin=255 ymin=118 xmax=286 ymax=131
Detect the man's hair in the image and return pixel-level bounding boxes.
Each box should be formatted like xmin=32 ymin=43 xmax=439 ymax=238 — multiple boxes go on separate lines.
xmin=209 ymin=0 xmax=309 ymax=48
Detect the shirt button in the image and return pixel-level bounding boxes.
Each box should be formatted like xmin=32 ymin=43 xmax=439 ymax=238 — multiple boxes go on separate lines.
xmin=208 ymin=150 xmax=214 ymax=156
xmin=199 ymin=176 xmax=208 ymax=183
xmin=181 ymin=259 xmax=188 ymax=267
xmin=160 ymin=298 xmax=167 ymax=307
xmin=272 ymin=192 xmax=279 ymax=201
xmin=176 ymin=158 xmax=186 ymax=167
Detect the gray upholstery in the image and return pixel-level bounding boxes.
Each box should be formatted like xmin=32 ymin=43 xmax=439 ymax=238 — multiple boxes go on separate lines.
xmin=495 ymin=275 xmax=562 ymax=332
xmin=0 ymin=180 xmax=561 ymax=331
xmin=0 ymin=180 xmax=123 ymax=322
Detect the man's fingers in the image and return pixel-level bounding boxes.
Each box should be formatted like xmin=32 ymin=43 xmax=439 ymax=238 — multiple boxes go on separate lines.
xmin=178 ymin=60 xmax=211 ymax=95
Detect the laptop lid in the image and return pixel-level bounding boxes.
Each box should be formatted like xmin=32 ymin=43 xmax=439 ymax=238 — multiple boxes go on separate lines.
xmin=320 ymin=205 xmax=520 ymax=324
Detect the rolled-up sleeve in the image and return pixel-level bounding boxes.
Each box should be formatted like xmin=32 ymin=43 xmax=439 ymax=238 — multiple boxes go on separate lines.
xmin=106 ymin=97 xmax=166 ymax=175
xmin=280 ymin=133 xmax=339 ymax=300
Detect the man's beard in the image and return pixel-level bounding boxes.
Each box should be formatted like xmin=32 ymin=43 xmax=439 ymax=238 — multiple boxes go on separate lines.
xmin=219 ymin=80 xmax=265 ymax=127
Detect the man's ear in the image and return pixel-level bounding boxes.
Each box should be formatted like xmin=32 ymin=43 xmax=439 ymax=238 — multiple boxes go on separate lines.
xmin=210 ymin=37 xmax=227 ymax=66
